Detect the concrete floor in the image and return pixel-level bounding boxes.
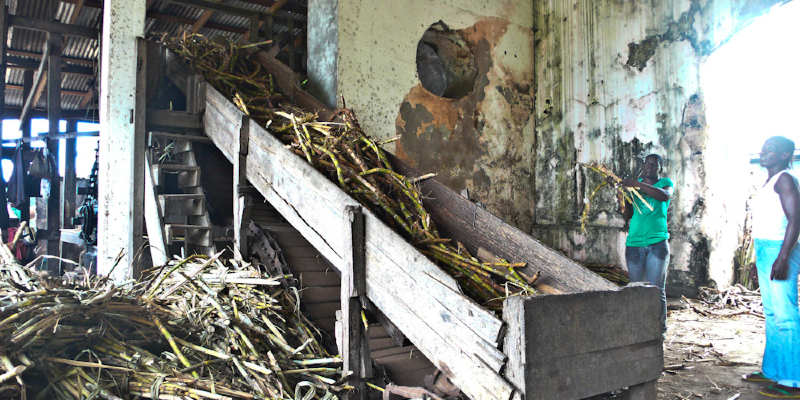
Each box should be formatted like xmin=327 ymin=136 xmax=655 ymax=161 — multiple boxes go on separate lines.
xmin=658 ymin=298 xmax=769 ymax=400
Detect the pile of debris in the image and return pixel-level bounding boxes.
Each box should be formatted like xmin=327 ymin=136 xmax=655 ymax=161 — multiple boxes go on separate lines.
xmin=0 ymin=246 xmax=347 ymax=399
xmin=162 ymin=33 xmax=539 ymax=311
xmin=683 ymin=285 xmax=764 ymax=319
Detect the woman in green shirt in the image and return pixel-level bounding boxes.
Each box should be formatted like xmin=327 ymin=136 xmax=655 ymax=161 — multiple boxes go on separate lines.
xmin=617 ymin=154 xmax=674 ymax=336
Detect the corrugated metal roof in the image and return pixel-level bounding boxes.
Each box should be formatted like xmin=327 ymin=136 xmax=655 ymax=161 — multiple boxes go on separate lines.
xmin=5 ymin=0 xmax=308 ymax=114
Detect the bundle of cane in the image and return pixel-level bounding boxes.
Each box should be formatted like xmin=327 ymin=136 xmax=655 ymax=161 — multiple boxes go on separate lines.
xmin=0 ymin=255 xmax=348 ymax=399
xmin=579 ymin=162 xmax=653 ymax=233
xmin=160 ymin=32 xmax=540 ymax=311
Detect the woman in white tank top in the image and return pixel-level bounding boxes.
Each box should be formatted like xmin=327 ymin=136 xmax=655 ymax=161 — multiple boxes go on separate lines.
xmin=744 ymin=136 xmax=800 ymax=397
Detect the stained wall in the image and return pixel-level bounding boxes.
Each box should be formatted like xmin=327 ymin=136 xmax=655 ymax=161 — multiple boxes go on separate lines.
xmin=307 ymin=0 xmax=792 ymax=294
xmin=532 ymin=0 xmax=789 ymax=294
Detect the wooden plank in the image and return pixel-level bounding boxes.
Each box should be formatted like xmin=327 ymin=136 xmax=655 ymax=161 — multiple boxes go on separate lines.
xmin=203 ymin=86 xmax=514 ymax=400
xmin=6 ymin=55 xmax=93 ymax=76
xmin=62 ymin=120 xmax=78 ymax=229
xmin=9 ymin=15 xmax=99 ymax=39
xmin=46 ymin=32 xmax=62 ymax=274
xmin=145 ymin=153 xmax=169 ymax=267
xmin=7 ymin=50 xmax=95 ymax=66
xmin=506 ymin=285 xmax=664 ymax=400
xmin=18 ymin=52 xmax=48 ymax=127
xmin=298 ymin=271 xmax=340 ymax=288
xmin=341 ymin=206 xmax=368 ymax=400
xmin=131 ymin=38 xmax=148 ymax=278
xmin=390 ymin=154 xmax=617 ymax=295
xmin=237 ymin=0 xmax=289 ymax=42
xmin=234 ymin=115 xmax=252 ymax=260
xmin=0 ymin=3 xmax=7 ymax=138
xmin=240 ymin=45 xmax=331 ymax=120
xmin=146 ymin=109 xmax=203 ymax=131
xmin=67 ymin=0 xmax=86 ymax=25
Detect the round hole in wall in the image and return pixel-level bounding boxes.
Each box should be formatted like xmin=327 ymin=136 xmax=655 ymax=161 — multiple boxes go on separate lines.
xmin=416 ymin=23 xmax=478 ymax=99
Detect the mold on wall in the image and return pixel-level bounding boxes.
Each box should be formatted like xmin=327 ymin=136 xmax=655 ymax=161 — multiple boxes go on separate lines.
xmin=326 ymin=0 xmax=535 ymax=231
xmin=533 ymin=0 xmax=788 ymax=293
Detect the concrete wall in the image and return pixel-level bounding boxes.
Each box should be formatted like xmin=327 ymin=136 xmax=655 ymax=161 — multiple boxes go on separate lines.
xmin=532 ymin=0 xmax=789 ymax=294
xmin=308 ymin=0 xmax=792 ymax=294
xmin=307 ymin=0 xmax=536 ymax=229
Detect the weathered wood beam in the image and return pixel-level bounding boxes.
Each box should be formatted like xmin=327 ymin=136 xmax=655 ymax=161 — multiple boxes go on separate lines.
xmin=7 ymin=55 xmax=93 ymax=76
xmin=2 ymin=107 xmax=98 ymax=120
xmin=145 ymin=11 xmax=247 ymax=34
xmin=233 ymin=115 xmax=252 ymax=260
xmin=78 ymin=87 xmax=94 ymax=108
xmin=0 ymin=2 xmax=8 ymax=132
xmin=8 ymin=49 xmax=95 ymax=66
xmin=238 ymin=0 xmax=288 ymax=43
xmin=18 ymin=52 xmax=48 ymax=130
xmin=62 ymin=120 xmax=78 ymax=231
xmin=341 ymin=206 xmax=368 ymax=400
xmin=2 ymin=130 xmax=99 ymax=144
xmin=9 ymin=15 xmax=99 ymax=39
xmin=190 ymin=0 xmax=222 ymax=33
xmin=146 ymin=109 xmax=203 ymax=131
xmin=46 ymin=32 xmax=63 ymax=274
xmin=234 ymin=0 xmax=306 ymax=14
xmin=67 ymin=0 xmax=86 ymax=25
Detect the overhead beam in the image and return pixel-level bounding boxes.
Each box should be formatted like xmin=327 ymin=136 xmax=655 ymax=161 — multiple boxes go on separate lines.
xmin=67 ymin=0 xmax=86 ymax=25
xmin=2 ymin=130 xmax=99 ymax=144
xmin=8 ymin=49 xmax=95 ymax=66
xmin=145 ymin=11 xmax=247 ymax=34
xmin=79 ymin=87 xmax=94 ymax=108
xmin=9 ymin=15 xmax=99 ymax=40
xmin=3 ymin=107 xmax=99 ymax=120
xmin=18 ymin=52 xmax=48 ymax=129
xmin=7 ymin=55 xmax=93 ymax=76
xmin=63 ymin=0 xmax=307 ymax=15
xmin=238 ymin=0 xmax=289 ymax=43
xmin=234 ymin=0 xmax=306 ymax=14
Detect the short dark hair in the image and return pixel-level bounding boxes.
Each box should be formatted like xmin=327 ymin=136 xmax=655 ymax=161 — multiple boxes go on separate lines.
xmin=646 ymin=153 xmax=664 ymax=167
xmin=767 ymin=136 xmax=795 ymax=168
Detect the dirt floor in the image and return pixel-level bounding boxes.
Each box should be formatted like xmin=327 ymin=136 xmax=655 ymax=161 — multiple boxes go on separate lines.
xmin=657 ymin=288 xmax=771 ymax=400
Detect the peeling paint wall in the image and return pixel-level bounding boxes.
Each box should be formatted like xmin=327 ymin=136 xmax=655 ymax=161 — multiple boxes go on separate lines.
xmin=317 ymin=0 xmax=535 ymax=229
xmin=532 ymin=0 xmax=789 ymax=294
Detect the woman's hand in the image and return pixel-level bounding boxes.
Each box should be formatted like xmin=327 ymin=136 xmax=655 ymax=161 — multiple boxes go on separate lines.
xmin=771 ymin=255 xmax=790 ymax=280
xmin=618 ymin=179 xmax=639 ymax=188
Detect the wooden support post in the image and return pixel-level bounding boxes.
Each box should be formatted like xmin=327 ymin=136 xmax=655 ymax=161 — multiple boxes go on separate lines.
xmin=60 ymin=119 xmax=78 ymax=274
xmin=62 ymin=120 xmax=78 ymax=229
xmin=233 ymin=116 xmax=252 ymax=260
xmin=98 ymin=0 xmax=146 ymax=280
xmin=132 ymin=38 xmax=147 ymax=278
xmin=0 ymin=1 xmax=11 ymax=235
xmin=46 ymin=31 xmax=62 ymax=275
xmin=341 ymin=206 xmax=368 ymax=400
xmin=19 ymin=70 xmax=33 ymax=224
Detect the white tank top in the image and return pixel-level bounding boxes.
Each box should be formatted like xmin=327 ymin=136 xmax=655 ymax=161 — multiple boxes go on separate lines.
xmin=752 ymin=170 xmax=799 ymax=241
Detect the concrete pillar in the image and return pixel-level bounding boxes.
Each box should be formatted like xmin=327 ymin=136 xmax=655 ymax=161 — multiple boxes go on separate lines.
xmin=306 ymin=0 xmax=338 ymax=109
xmin=98 ymin=0 xmax=146 ymax=280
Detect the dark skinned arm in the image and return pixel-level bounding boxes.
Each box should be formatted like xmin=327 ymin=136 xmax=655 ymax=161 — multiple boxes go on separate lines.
xmin=619 ymin=179 xmax=674 ymax=202
xmin=772 ymin=172 xmax=800 ymax=280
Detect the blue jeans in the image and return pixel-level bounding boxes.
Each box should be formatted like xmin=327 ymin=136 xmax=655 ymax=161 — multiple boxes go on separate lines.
xmin=755 ymin=238 xmax=800 ymax=387
xmin=626 ymin=240 xmax=669 ymax=333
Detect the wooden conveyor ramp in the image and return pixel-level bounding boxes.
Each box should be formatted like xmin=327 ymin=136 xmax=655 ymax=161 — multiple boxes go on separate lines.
xmin=167 ymin=44 xmax=662 ymax=400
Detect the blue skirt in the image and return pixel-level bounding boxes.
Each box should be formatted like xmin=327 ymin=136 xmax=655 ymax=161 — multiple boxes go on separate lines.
xmin=755 ymin=239 xmax=800 ymax=387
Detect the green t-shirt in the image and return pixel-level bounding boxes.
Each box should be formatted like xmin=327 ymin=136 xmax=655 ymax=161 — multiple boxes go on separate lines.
xmin=626 ymin=177 xmax=673 ymax=247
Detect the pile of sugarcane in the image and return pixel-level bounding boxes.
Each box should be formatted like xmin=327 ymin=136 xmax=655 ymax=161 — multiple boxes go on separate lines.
xmin=580 ymin=262 xmax=629 ymax=286
xmin=578 ymin=162 xmax=652 ymax=233
xmin=0 ymin=253 xmax=347 ymax=399
xmin=161 ymin=32 xmax=538 ymax=310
